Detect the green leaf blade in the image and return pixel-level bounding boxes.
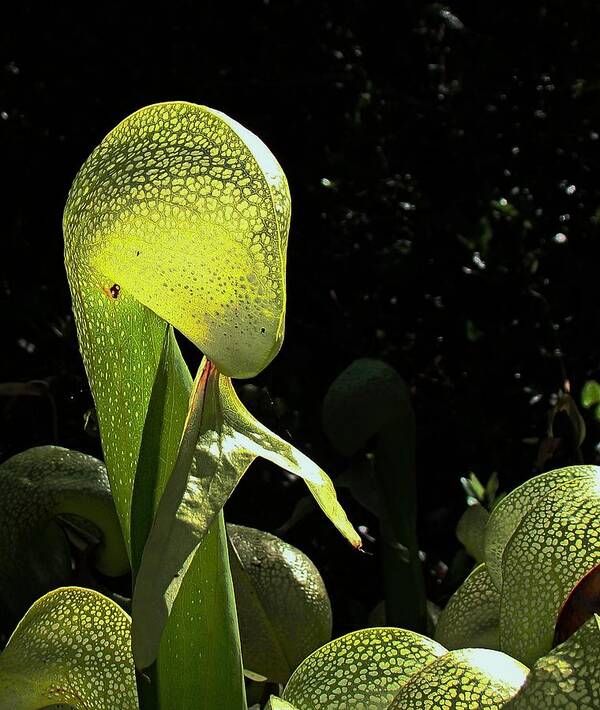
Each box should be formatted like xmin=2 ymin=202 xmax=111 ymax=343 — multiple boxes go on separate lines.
xmin=484 ymin=465 xmax=599 ymax=591
xmin=133 ymin=371 xmax=360 ymax=670
xmin=64 ymin=101 xmax=291 ymax=381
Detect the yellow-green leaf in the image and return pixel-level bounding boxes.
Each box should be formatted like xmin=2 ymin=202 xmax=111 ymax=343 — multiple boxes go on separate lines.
xmin=265 ymin=697 xmax=299 ymax=710
xmin=388 ymin=648 xmax=528 ymax=709
xmin=499 ymin=473 xmax=600 ymax=666
xmin=282 ymin=627 xmax=446 ymax=709
xmin=64 ymin=101 xmax=290 ymax=547
xmin=228 ymin=523 xmax=332 ymax=683
xmin=435 ymin=563 xmax=500 ymax=651
xmin=484 ymin=465 xmax=598 ymax=590
xmin=503 ymin=613 xmax=600 ymax=709
xmin=0 ymin=587 xmax=136 ymax=710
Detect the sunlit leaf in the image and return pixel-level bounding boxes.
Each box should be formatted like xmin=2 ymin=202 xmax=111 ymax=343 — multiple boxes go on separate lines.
xmin=484 ymin=465 xmax=598 ymax=590
xmin=282 ymin=627 xmax=446 ymax=709
xmin=504 ymin=614 xmax=600 ymax=709
xmin=0 ymin=587 xmax=136 ymax=710
xmin=64 ymin=99 xmax=290 ymax=555
xmin=265 ymin=697 xmax=299 ymax=710
xmin=64 ymin=100 xmax=293 ymax=709
xmin=131 ymin=340 xmax=246 ymax=709
xmin=435 ymin=563 xmax=500 ymax=651
xmin=228 ymin=524 xmax=332 ymax=683
xmin=133 ymin=367 xmax=360 ymax=668
xmin=500 ymin=473 xmax=600 ymax=666
xmin=388 ymin=648 xmax=528 ymax=709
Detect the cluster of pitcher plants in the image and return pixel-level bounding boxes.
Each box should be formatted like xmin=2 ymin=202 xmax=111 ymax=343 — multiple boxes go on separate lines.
xmin=0 ymin=102 xmax=598 ymax=709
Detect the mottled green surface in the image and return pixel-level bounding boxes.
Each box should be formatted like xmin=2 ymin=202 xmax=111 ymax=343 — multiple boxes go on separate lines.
xmin=388 ymin=648 xmax=527 ymax=709
xmin=265 ymin=697 xmax=299 ymax=710
xmin=283 ymin=627 xmax=446 ymax=709
xmin=435 ymin=563 xmax=500 ymax=651
xmin=64 ymin=101 xmax=295 ymax=709
xmin=0 ymin=587 xmax=136 ymax=710
xmin=64 ymin=101 xmax=290 ymax=544
xmin=228 ymin=523 xmax=332 ymax=683
xmin=484 ymin=465 xmax=598 ymax=590
xmin=500 ymin=474 xmax=600 ymax=666
xmin=504 ymin=614 xmax=600 ymax=709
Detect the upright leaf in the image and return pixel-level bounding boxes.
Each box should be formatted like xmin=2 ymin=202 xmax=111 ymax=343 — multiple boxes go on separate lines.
xmin=435 ymin=563 xmax=500 ymax=651
xmin=322 ymin=358 xmax=426 ymax=631
xmin=500 ymin=474 xmax=600 ymax=666
xmin=64 ymin=100 xmax=290 ymax=550
xmin=64 ymin=101 xmax=293 ymax=710
xmin=484 ymin=465 xmax=598 ymax=590
xmin=133 ymin=368 xmax=360 ymax=668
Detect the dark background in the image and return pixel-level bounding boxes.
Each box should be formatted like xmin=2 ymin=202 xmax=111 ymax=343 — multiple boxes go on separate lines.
xmin=2 ymin=0 xmax=600 ymax=633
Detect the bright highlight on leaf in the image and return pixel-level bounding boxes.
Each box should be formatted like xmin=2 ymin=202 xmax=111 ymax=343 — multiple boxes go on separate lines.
xmin=388 ymin=647 xmax=528 ymax=709
xmin=0 ymin=587 xmax=136 ymax=710
xmin=63 ymin=101 xmax=291 ymax=543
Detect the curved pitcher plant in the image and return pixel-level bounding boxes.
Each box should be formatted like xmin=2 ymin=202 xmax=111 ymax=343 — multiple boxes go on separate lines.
xmin=0 ymin=101 xmax=361 ymax=710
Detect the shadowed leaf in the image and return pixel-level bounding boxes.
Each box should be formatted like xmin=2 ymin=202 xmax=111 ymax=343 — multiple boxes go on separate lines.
xmin=228 ymin=524 xmax=332 ymax=683
xmin=435 ymin=563 xmax=500 ymax=651
xmin=554 ymin=563 xmax=600 ymax=646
